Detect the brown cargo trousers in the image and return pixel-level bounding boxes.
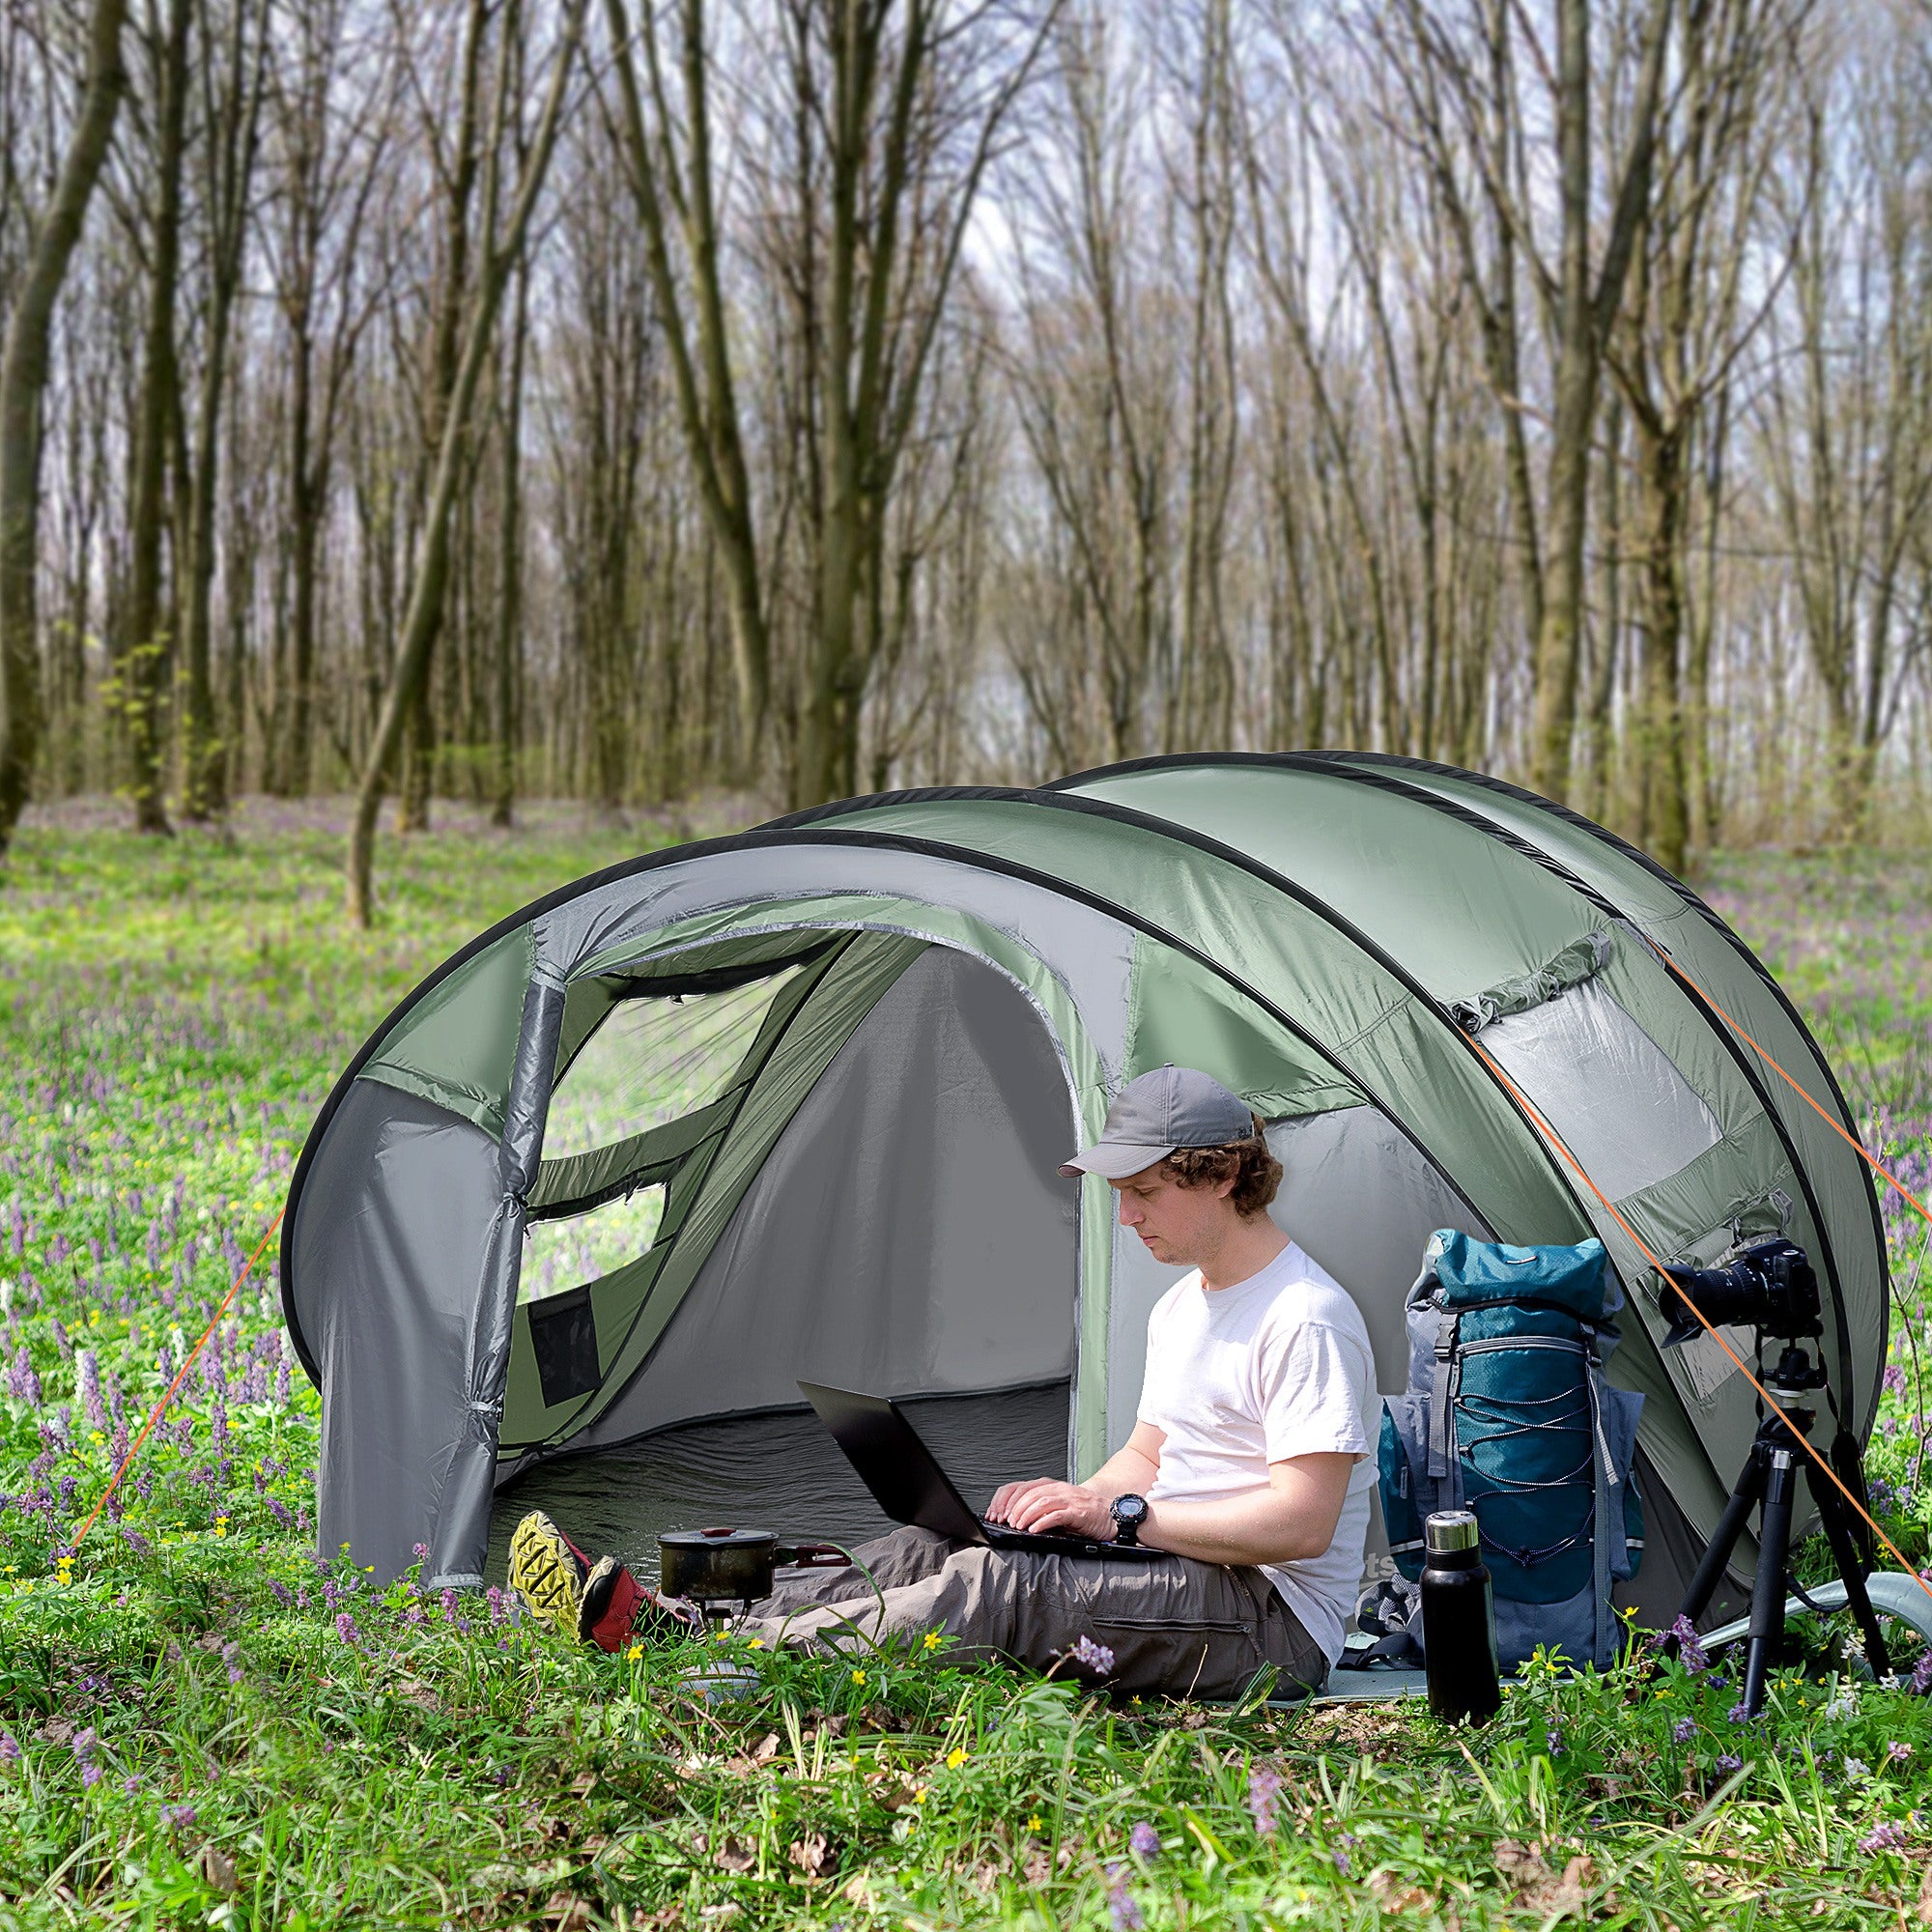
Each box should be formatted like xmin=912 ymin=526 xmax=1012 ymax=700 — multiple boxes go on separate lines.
xmin=738 ymin=1524 xmax=1329 ymax=1700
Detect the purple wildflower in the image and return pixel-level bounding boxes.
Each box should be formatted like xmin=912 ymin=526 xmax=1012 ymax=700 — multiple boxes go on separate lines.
xmin=1128 ymin=1819 xmax=1159 ymax=1859
xmin=1728 ymin=1703 xmax=1754 ymax=1725
xmin=159 ymin=1803 xmax=195 ymax=1832
xmin=1103 ymin=1862 xmax=1144 ymax=1932
xmin=1669 ymin=1614 xmax=1710 ymax=1673
xmin=1672 ymin=1718 xmax=1696 ymax=1745
xmin=0 ymin=1734 xmax=19 ymax=1764
xmin=74 ymin=1350 xmax=107 ymax=1435
xmin=1913 ymin=1651 xmax=1932 ymax=1696
xmin=73 ymin=1728 xmax=99 ymax=1790
xmin=1546 ymin=1726 xmax=1564 ymax=1756
xmin=1333 ymin=1832 xmax=1357 ymax=1874
xmin=1889 ymin=1742 xmax=1915 ymax=1764
xmin=335 ymin=1612 xmax=360 ymax=1647
xmin=1715 ymin=1753 xmax=1743 ymax=1775
xmin=1066 ymin=1634 xmax=1115 ymax=1674
xmin=1861 ymin=1821 xmax=1909 ymax=1855
xmin=440 ymin=1588 xmax=460 ymax=1623
xmin=486 ymin=1584 xmax=507 ymax=1627
xmin=8 ymin=1345 xmax=41 ymax=1406
xmin=1247 ymin=1763 xmax=1283 ymax=1836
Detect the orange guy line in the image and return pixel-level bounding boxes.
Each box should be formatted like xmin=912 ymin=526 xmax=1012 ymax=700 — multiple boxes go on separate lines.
xmin=69 ymin=1208 xmax=286 ymax=1552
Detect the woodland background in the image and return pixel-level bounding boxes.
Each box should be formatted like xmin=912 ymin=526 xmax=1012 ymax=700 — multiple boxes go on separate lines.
xmin=0 ymin=0 xmax=1928 ymax=921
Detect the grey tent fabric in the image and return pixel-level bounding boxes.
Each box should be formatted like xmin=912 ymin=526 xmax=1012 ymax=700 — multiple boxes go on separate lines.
xmin=296 ymin=1080 xmax=506 ymax=1587
xmin=568 ymin=946 xmax=1080 ymax=1452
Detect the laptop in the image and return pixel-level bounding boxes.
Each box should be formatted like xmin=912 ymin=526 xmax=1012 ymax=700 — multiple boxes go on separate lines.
xmin=798 ymin=1380 xmax=1163 ymax=1560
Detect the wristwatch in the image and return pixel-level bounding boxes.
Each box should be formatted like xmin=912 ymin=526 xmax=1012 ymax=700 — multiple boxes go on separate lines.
xmin=1110 ymin=1493 xmax=1150 ymax=1547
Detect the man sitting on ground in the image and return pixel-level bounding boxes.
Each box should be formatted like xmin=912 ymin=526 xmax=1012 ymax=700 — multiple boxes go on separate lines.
xmin=509 ymin=1065 xmax=1378 ymax=1698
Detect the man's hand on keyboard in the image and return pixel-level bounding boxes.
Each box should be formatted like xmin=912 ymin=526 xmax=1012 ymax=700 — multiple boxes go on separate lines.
xmin=985 ymin=1478 xmax=1115 ymax=1541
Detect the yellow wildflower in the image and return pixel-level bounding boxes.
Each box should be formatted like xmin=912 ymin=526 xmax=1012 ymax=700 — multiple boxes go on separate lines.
xmin=851 ymin=1669 xmax=867 ymax=1686
xmin=914 ymin=1785 xmax=927 ymax=1804
xmin=922 ymin=1630 xmax=943 ymax=1653
xmin=1027 ymin=1814 xmax=1041 ymax=1833
xmin=946 ymin=1747 xmax=968 ymax=1769
xmin=747 ymin=1638 xmax=765 ymax=1650
xmin=627 ymin=1643 xmax=643 ymax=1662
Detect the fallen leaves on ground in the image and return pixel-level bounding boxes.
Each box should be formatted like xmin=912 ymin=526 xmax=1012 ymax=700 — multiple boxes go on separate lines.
xmin=787 ymin=1831 xmax=836 ymax=1879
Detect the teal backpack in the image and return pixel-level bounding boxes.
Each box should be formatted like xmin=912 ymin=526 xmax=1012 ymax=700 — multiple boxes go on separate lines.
xmin=1378 ymin=1231 xmax=1645 ymax=1671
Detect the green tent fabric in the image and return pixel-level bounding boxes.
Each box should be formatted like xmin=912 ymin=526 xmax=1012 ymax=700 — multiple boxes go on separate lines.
xmin=284 ymin=756 xmax=1887 ymax=1634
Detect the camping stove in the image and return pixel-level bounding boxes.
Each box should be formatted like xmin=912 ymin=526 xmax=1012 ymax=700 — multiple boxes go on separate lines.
xmin=658 ymin=1526 xmax=849 ymax=1621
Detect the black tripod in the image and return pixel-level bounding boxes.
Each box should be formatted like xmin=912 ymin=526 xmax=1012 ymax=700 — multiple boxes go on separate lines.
xmin=1672 ymin=1339 xmax=1891 ymax=1718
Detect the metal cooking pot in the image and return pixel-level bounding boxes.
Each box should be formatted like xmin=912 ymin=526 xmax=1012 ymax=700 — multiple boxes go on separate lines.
xmin=658 ymin=1526 xmax=849 ymax=1606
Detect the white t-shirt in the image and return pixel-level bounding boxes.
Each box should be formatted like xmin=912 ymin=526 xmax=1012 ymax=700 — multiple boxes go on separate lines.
xmin=1135 ymin=1240 xmax=1376 ymax=1668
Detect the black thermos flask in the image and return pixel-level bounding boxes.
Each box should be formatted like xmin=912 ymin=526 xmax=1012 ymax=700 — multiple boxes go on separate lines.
xmin=1420 ymin=1509 xmax=1502 ymax=1725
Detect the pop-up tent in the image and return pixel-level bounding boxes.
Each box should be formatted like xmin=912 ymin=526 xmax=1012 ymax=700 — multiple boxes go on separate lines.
xmin=284 ymin=754 xmax=1887 ymax=1620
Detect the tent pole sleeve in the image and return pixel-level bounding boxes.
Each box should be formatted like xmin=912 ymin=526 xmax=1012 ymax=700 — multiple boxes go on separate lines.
xmin=427 ymin=968 xmax=565 ymax=1587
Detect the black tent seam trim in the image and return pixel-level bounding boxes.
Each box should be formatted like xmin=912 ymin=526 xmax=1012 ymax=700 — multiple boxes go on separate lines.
xmin=285 ymin=778 xmax=1579 ymax=1390
xmin=1035 ymin=748 xmax=1877 ymax=1436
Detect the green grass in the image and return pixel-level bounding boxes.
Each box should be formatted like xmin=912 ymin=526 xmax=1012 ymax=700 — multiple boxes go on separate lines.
xmin=3 ymin=806 xmax=1932 ymax=1927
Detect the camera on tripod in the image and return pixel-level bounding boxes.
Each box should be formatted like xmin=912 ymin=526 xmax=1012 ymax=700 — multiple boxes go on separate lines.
xmin=1659 ymin=1236 xmax=1822 ymax=1350
xmin=1657 ymin=1235 xmax=1892 ymax=1713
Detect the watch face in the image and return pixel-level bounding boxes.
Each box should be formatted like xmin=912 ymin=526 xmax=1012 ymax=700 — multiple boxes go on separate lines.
xmin=1113 ymin=1495 xmax=1148 ymax=1524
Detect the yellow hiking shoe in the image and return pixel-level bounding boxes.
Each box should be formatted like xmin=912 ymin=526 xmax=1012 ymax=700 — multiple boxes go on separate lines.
xmin=508 ymin=1510 xmax=594 ymax=1638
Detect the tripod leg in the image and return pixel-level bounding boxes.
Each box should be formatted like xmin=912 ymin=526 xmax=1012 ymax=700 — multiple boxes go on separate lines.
xmin=1677 ymin=1455 xmax=1766 ymax=1635
xmin=1743 ymin=1449 xmax=1799 ymax=1719
xmin=1812 ymin=1480 xmax=1894 ymax=1681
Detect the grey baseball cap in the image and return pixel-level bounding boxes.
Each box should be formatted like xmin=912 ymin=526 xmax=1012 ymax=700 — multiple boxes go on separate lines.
xmin=1060 ymin=1065 xmax=1257 ymax=1180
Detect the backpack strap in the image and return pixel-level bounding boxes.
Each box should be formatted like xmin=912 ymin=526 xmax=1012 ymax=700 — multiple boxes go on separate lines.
xmin=1586 ymin=1351 xmax=1614 ymax=1669
xmin=1428 ymin=1305 xmax=1459 ymax=1482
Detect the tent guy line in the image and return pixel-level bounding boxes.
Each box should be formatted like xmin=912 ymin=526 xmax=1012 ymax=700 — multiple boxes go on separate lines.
xmin=67 ymin=1208 xmax=284 ymax=1555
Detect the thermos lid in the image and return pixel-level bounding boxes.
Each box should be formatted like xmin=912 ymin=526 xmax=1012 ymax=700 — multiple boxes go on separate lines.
xmin=1424 ymin=1509 xmax=1480 ymax=1553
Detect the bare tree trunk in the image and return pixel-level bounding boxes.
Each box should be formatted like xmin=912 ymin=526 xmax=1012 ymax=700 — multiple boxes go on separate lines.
xmin=118 ymin=0 xmax=193 ymax=835
xmin=0 ymin=0 xmax=129 ymax=857
xmin=182 ymin=0 xmax=266 ymax=822
xmin=491 ymin=252 xmax=528 ymax=829
xmin=604 ymin=0 xmax=772 ymax=773
xmin=1529 ymin=0 xmax=1666 ymax=803
xmin=347 ymin=0 xmax=582 ymax=925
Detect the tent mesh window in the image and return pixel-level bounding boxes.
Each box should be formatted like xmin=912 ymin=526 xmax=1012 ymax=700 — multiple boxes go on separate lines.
xmin=520 ymin=964 xmax=809 ymax=1304
xmin=522 ymin=1192 xmax=666 ymax=1302
xmin=1478 ymin=981 xmax=1723 ymax=1202
xmin=544 ymin=965 xmax=807 ymax=1156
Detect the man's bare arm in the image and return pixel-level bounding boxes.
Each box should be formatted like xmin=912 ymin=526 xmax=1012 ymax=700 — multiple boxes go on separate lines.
xmin=992 ymin=1444 xmax=1355 ymax=1569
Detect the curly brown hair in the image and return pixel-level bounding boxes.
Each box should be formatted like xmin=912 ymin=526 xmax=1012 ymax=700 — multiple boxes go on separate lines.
xmin=1161 ymin=1115 xmax=1282 ymax=1219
